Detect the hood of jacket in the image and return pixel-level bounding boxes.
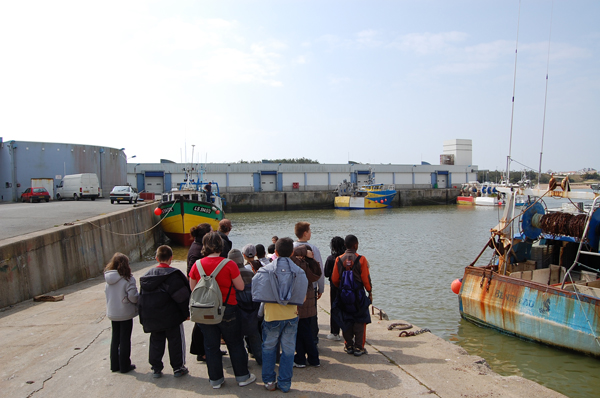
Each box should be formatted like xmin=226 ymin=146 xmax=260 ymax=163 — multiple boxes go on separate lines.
xmin=140 ymin=267 xmax=179 ymax=291
xmin=105 ymin=270 xmax=125 ymax=285
xmin=252 ymin=257 xmax=307 ymax=306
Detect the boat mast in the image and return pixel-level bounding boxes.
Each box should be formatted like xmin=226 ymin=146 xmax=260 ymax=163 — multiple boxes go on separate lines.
xmin=538 ymin=2 xmax=554 ymax=188
xmin=505 ymin=0 xmax=522 ymax=185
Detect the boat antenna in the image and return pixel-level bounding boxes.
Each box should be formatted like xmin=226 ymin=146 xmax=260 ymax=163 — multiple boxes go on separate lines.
xmin=506 ymin=0 xmax=522 ymax=185
xmin=538 ymin=1 xmax=554 ymax=188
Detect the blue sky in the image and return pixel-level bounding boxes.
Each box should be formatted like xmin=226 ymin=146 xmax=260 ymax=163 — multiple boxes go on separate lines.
xmin=1 ymin=1 xmax=598 ymax=172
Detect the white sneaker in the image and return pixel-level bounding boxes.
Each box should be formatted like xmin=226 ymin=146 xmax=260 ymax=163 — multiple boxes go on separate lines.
xmin=239 ymin=373 xmax=256 ymax=387
xmin=327 ymin=333 xmax=342 ymax=341
xmin=212 ymin=380 xmax=225 ymax=389
xmin=293 ymin=362 xmax=306 ymax=368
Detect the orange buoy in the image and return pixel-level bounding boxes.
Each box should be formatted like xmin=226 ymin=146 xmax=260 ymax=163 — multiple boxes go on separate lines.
xmin=451 ymin=278 xmax=462 ymax=294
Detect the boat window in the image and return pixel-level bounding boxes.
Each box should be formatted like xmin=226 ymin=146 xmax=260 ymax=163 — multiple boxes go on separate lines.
xmin=192 ymin=194 xmax=198 ymax=201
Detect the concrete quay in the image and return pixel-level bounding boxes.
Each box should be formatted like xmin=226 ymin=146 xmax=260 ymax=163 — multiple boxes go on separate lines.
xmin=0 ymin=260 xmax=564 ymax=398
xmin=0 ymin=201 xmax=160 ymax=309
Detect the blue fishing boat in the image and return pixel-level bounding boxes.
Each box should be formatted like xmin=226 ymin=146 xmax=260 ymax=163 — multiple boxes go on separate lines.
xmin=334 ymin=170 xmax=396 ymax=209
xmin=457 ymin=186 xmax=600 ymax=357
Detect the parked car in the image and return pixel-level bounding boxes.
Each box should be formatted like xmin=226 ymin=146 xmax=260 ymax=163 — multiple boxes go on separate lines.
xmin=110 ymin=185 xmax=138 ymax=204
xmin=21 ymin=187 xmax=51 ymax=203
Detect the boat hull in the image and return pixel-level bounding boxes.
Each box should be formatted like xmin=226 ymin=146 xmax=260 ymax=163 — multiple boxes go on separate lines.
xmin=474 ymin=196 xmax=499 ymax=206
xmin=458 ymin=266 xmax=600 ymax=357
xmin=334 ymin=191 xmax=396 ymax=210
xmin=158 ymin=199 xmax=223 ymax=246
xmin=457 ymin=196 xmax=474 ymax=205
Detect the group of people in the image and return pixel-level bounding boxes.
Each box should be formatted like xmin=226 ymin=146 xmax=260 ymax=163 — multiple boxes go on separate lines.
xmin=103 ymin=218 xmax=373 ymax=393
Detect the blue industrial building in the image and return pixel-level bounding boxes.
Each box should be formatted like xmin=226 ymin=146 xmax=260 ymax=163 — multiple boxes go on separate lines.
xmin=0 ymin=138 xmax=127 ymax=202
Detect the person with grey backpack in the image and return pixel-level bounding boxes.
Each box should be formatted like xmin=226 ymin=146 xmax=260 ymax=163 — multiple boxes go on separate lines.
xmin=188 ymin=232 xmax=256 ymax=389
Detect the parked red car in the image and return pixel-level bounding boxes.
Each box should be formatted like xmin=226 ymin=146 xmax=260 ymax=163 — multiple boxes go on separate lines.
xmin=21 ymin=187 xmax=51 ymax=203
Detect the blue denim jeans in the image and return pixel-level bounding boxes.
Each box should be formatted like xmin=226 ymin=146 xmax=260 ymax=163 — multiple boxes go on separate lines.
xmin=262 ymin=316 xmax=299 ymax=393
xmin=199 ymin=306 xmax=251 ymax=387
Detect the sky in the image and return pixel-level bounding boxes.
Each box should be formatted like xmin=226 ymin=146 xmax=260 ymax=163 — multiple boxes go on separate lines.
xmin=1 ymin=0 xmax=598 ymax=172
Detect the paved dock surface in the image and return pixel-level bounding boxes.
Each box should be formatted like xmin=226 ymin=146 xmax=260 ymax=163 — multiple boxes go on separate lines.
xmin=0 ymin=260 xmax=565 ymax=398
xmin=0 ymin=199 xmax=143 ymax=241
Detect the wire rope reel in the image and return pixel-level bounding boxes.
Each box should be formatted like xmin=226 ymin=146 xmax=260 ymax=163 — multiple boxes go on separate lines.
xmin=521 ymin=202 xmax=545 ymax=240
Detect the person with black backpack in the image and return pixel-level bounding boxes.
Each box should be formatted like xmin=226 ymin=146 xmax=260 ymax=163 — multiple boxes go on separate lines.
xmin=331 ymin=235 xmax=373 ymax=357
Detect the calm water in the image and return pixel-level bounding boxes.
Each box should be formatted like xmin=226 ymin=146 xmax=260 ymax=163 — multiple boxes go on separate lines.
xmin=172 ymin=201 xmax=599 ymax=398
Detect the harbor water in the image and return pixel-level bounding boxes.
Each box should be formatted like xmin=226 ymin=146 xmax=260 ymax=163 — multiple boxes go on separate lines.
xmin=172 ymin=201 xmax=600 ymax=398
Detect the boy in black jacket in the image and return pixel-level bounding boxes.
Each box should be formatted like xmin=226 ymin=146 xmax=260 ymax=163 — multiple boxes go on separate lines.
xmin=139 ymin=245 xmax=191 ymax=378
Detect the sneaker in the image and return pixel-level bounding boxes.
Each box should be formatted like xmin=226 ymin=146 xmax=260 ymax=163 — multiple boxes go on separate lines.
xmin=293 ymin=362 xmax=306 ymax=368
xmin=344 ymin=345 xmax=354 ymax=355
xmin=308 ymin=363 xmax=321 ymax=367
xmin=212 ymin=380 xmax=225 ymax=389
xmin=152 ymin=370 xmax=163 ymax=379
xmin=353 ymin=347 xmax=367 ymax=357
xmin=327 ymin=333 xmax=342 ymax=341
xmin=174 ymin=366 xmax=189 ymax=377
xmin=264 ymin=381 xmax=277 ymax=391
xmin=238 ymin=373 xmax=256 ymax=387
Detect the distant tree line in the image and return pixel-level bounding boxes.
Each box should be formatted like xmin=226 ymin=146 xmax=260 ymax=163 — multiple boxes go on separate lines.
xmin=582 ymin=172 xmax=600 ymax=180
xmin=238 ymin=158 xmax=320 ymax=164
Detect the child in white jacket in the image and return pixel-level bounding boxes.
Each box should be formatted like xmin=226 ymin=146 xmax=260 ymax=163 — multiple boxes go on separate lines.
xmin=104 ymin=253 xmax=139 ymax=373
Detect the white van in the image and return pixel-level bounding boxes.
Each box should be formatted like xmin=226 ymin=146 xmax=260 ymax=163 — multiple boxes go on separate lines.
xmin=56 ymin=173 xmax=100 ymax=201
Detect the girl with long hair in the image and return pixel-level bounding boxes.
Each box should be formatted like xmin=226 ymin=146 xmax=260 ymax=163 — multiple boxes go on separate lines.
xmin=104 ymin=252 xmax=138 ymax=373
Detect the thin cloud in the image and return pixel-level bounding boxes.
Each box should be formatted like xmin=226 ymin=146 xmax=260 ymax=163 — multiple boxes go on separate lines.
xmin=355 ymin=29 xmax=383 ymax=47
xmin=389 ymin=31 xmax=468 ymax=54
xmin=194 ymin=45 xmax=283 ymax=86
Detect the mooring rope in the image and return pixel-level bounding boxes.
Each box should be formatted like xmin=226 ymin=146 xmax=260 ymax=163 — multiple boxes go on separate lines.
xmin=81 ymin=200 xmax=176 ymax=237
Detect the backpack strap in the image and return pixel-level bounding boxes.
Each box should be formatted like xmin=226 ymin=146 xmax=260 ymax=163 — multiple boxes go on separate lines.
xmin=197 ymin=258 xmax=229 ymax=278
xmin=223 ymin=283 xmax=233 ymax=306
xmin=353 ymin=255 xmax=362 ymax=271
xmin=211 ymin=259 xmax=230 ymax=278
xmin=196 ymin=259 xmax=206 ymax=277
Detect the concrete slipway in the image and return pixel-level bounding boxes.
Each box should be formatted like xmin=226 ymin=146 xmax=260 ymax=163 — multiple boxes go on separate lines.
xmin=0 ymin=260 xmax=564 ymax=398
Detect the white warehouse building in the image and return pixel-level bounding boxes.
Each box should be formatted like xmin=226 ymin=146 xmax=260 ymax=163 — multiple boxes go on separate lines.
xmin=127 ymin=139 xmax=477 ymax=194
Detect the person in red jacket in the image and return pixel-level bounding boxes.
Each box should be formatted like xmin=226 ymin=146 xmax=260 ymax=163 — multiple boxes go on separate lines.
xmin=331 ymin=234 xmax=372 ymax=357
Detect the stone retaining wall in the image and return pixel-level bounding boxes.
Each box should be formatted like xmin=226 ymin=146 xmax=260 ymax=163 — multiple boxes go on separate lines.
xmin=0 ymin=202 xmax=161 ymax=309
xmin=223 ymin=188 xmax=460 ymax=212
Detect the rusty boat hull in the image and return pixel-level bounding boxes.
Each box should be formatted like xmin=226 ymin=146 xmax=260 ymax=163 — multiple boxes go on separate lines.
xmin=459 ymin=266 xmax=600 ymax=357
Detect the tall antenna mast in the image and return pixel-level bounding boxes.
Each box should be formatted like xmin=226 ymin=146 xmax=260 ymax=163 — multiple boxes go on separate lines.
xmin=506 ymin=0 xmax=522 ymax=184
xmin=538 ymin=1 xmax=554 ymax=187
